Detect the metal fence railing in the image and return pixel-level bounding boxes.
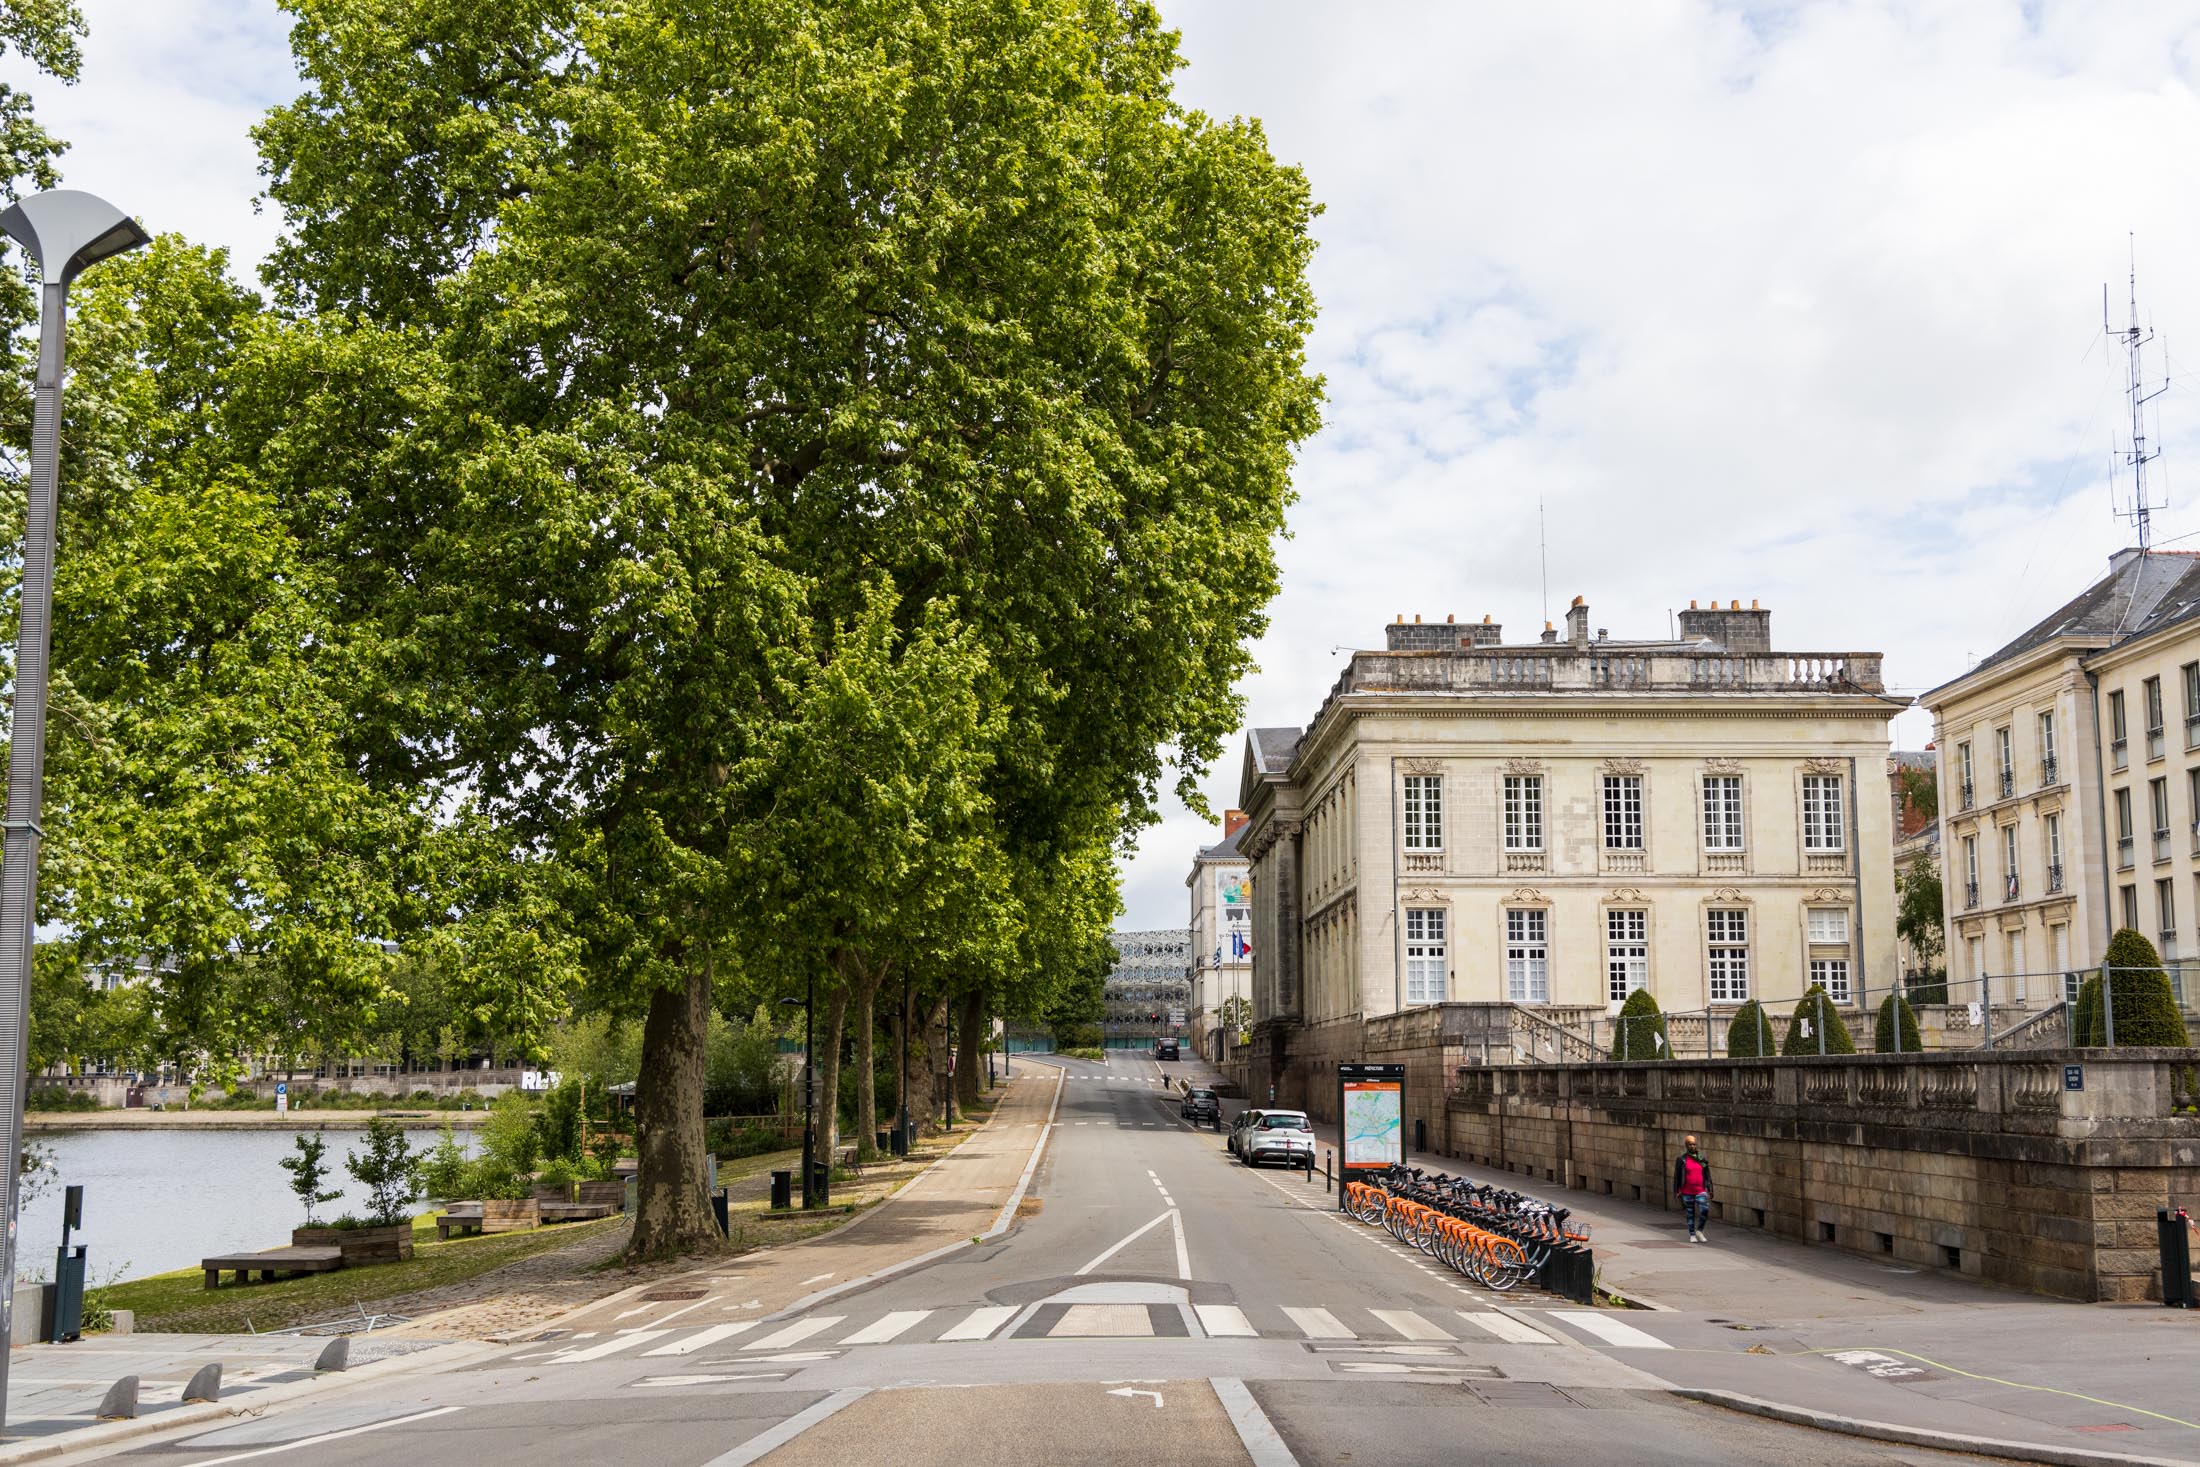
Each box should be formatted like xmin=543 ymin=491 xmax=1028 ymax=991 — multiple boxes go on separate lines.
xmin=1497 ymin=964 xmax=2198 ymax=1064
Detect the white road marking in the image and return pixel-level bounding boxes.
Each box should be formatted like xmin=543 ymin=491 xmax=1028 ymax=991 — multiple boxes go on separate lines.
xmin=1371 ymin=1309 xmax=1454 ymax=1341
xmin=1171 ymin=1207 xmax=1191 ymax=1280
xmin=1076 ymin=1210 xmax=1175 ymax=1275
xmin=1282 ymin=1306 xmax=1354 ymax=1339
xmin=742 ymin=1316 xmax=844 ymax=1350
xmin=643 ymin=1322 xmax=757 ymax=1355
xmin=1547 ymin=1310 xmax=1671 ymax=1349
xmin=632 ymin=1373 xmax=787 ymax=1387
xmin=702 ymin=1387 xmax=871 ymax=1467
xmin=177 ymin=1407 xmax=465 ymax=1467
xmin=1193 ymin=1304 xmax=1257 ymax=1337
xmin=798 ymin=1273 xmax=834 ymax=1286
xmin=1106 ymin=1386 xmax=1165 ymax=1407
xmin=840 ymin=1310 xmax=932 ymax=1345
xmin=938 ymin=1305 xmax=1018 ymax=1341
xmin=1212 ymin=1377 xmax=1300 ymax=1467
xmin=548 ymin=1330 xmax=671 ymax=1362
xmin=1456 ymin=1310 xmax=1560 ymax=1345
xmin=645 ymin=1294 xmax=719 ymax=1328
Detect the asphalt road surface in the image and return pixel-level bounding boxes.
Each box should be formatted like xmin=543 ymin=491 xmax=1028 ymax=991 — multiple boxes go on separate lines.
xmin=109 ymin=1054 xmax=2014 ymax=1466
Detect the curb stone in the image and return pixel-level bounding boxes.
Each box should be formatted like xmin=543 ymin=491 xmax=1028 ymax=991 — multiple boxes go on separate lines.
xmin=1673 ymin=1386 xmax=2198 ymax=1467
xmin=0 ymin=1340 xmax=494 ymax=1466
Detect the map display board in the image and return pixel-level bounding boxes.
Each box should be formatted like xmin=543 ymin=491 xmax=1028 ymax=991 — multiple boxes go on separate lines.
xmin=1337 ymin=1062 xmax=1405 ymax=1173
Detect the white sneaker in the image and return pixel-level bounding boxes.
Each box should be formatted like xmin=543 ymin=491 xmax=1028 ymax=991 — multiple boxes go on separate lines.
xmin=1687 ymin=1230 xmax=1699 ymax=1242
xmin=1695 ymin=1234 xmax=1709 ymax=1244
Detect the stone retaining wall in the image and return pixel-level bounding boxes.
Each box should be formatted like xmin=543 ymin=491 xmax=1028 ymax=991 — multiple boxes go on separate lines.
xmin=1443 ymin=1050 xmax=2200 ymax=1301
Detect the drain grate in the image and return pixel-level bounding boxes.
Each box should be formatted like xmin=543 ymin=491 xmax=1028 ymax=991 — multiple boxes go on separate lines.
xmin=641 ymin=1289 xmax=709 ymax=1302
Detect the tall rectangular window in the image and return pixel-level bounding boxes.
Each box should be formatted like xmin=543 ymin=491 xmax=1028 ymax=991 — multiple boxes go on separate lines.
xmin=1707 ymin=909 xmax=1750 ymax=1001
xmin=1958 ymin=741 xmax=1975 ymax=807
xmin=1962 ymin=835 xmax=1979 ymax=905
xmin=2057 ymin=924 xmax=2077 ymax=1003
xmin=1802 ymin=773 xmax=1845 ymax=851
xmin=1601 ymin=775 xmax=1644 ymax=850
xmin=2147 ymin=675 xmax=2166 ymax=756
xmin=2038 ymin=710 xmax=2058 ymax=782
xmin=2111 ymin=689 xmax=2129 ymax=769
xmin=2001 ymin=824 xmax=2020 ymax=901
xmin=1701 ymin=775 xmax=1743 ymax=850
xmin=1968 ymin=934 xmax=1984 ymax=985
xmin=2116 ymin=787 xmax=2135 ymax=867
xmin=2154 ymin=777 xmax=2173 ymax=861
xmin=2046 ymin=813 xmax=2063 ymax=889
xmin=2186 ymin=662 xmax=2200 ymax=740
xmin=1505 ymin=908 xmax=1549 ymax=1003
xmin=2007 ymin=930 xmax=2027 ymax=1000
xmin=1606 ymin=909 xmax=1648 ymax=1002
xmin=2190 ymin=770 xmax=2200 ymax=848
xmin=1503 ymin=775 xmax=1543 ymax=851
xmin=1403 ymin=907 xmax=1446 ymax=1005
xmin=1809 ymin=957 xmax=1851 ymax=1004
xmin=1401 ymin=773 xmax=1442 ymax=850
xmin=1996 ymin=726 xmax=2013 ymax=788
xmin=2123 ymin=883 xmax=2141 ymax=931
xmin=2159 ymin=877 xmax=2177 ymax=939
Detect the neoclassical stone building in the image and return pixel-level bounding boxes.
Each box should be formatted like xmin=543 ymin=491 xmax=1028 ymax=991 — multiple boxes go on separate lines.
xmin=1237 ymin=598 xmax=1903 ymax=1109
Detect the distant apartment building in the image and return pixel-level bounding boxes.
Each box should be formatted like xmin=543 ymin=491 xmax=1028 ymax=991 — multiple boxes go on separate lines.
xmin=1924 ymin=546 xmax=2200 ymax=1005
xmin=1888 ymin=749 xmax=1943 ymax=986
xmin=1104 ymin=929 xmax=1190 ymax=1046
xmin=1237 ymin=596 xmax=1902 ymax=1107
xmin=1187 ymin=812 xmax=1253 ymax=1062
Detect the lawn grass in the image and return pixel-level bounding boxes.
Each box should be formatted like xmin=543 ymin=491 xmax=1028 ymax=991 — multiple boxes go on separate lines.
xmin=99 ymin=1214 xmax=624 ymax=1335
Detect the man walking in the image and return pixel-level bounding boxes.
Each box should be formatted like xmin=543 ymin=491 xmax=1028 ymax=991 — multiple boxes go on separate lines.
xmin=1674 ymin=1134 xmax=1713 ymax=1243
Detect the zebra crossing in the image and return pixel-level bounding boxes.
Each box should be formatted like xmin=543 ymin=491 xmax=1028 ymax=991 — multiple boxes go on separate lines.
xmin=514 ymin=1301 xmax=1671 ymax=1365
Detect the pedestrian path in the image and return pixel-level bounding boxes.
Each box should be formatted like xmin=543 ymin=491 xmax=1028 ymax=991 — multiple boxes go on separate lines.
xmin=508 ymin=1300 xmax=1676 ymax=1362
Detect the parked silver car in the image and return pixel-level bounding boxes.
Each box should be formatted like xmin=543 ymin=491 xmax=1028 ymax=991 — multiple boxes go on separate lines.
xmin=1226 ymin=1108 xmax=1266 ymax=1158
xmin=1238 ymin=1109 xmax=1315 ymax=1167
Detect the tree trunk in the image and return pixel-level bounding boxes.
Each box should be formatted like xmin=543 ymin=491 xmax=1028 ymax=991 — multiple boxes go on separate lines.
xmin=919 ymin=993 xmax=950 ymax=1131
xmin=628 ymin=953 xmax=721 ymax=1260
xmin=853 ymin=962 xmax=887 ymax=1158
xmin=815 ymin=979 xmax=850 ymax=1159
xmin=954 ymin=987 xmax=985 ymax=1110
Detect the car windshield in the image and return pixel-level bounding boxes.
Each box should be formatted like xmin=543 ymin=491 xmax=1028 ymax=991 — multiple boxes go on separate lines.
xmin=1190 ymin=1090 xmax=1215 ymax=1099
xmin=1260 ymin=1114 xmax=1309 ymax=1130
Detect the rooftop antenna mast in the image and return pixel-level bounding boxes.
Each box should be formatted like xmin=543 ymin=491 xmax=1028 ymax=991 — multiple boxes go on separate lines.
xmin=2108 ymin=236 xmax=2169 ymax=551
xmin=1538 ymin=495 xmax=1549 ymax=626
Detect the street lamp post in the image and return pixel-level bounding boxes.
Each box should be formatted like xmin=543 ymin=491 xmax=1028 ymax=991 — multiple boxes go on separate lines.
xmin=0 ymin=191 xmax=146 ymax=1425
xmin=780 ymin=978 xmax=818 ymax=1209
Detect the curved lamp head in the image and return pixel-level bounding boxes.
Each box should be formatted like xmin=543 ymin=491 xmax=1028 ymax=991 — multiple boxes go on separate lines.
xmin=0 ymin=189 xmax=147 ymax=287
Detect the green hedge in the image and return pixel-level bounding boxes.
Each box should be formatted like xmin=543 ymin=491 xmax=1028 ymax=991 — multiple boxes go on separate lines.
xmin=1725 ymin=1001 xmax=1776 ymax=1058
xmin=1873 ymin=993 xmax=1921 ymax=1054
xmin=1609 ymin=989 xmax=1670 ymax=1060
xmin=1781 ymin=985 xmax=1856 ymax=1056
xmin=2074 ymin=974 xmax=2105 ymax=1047
xmin=2082 ymin=930 xmax=2192 ymax=1047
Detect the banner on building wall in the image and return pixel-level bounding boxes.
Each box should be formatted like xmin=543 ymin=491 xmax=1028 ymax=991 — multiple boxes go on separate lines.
xmin=1219 ymin=867 xmax=1252 ymax=961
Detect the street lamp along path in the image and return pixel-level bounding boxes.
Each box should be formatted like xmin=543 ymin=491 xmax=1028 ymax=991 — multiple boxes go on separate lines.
xmin=0 ymin=189 xmax=149 ymax=1434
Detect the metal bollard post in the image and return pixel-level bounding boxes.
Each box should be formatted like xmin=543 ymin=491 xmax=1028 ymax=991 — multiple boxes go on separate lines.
xmin=1326 ymin=1154 xmax=1333 ymax=1194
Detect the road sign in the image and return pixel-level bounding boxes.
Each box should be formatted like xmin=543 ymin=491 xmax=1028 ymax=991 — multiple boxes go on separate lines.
xmin=274 ymin=1081 xmax=288 ymax=1116
xmin=2064 ymin=1064 xmax=2084 ymax=1092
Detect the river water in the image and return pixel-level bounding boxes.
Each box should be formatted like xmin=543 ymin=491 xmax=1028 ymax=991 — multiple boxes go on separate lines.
xmin=15 ymin=1127 xmax=478 ymax=1286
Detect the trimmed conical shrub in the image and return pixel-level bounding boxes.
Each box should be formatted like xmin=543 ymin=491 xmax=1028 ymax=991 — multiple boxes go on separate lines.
xmin=1725 ymin=1000 xmax=1776 ymax=1058
xmin=2074 ymin=973 xmax=2105 ymax=1047
xmin=1874 ymin=992 xmax=1922 ymax=1054
xmin=1609 ymin=988 xmax=1670 ymax=1060
xmin=2100 ymin=928 xmax=2192 ymax=1047
xmin=1781 ymin=984 xmax=1856 ymax=1055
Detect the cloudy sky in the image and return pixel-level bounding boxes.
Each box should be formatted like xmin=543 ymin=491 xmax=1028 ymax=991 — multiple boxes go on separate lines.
xmin=11 ymin=2 xmax=2200 ymax=932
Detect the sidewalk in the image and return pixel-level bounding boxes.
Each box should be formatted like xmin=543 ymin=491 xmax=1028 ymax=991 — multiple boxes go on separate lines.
xmin=529 ymin=1064 xmax=1061 ymax=1336
xmin=0 ymin=1331 xmax=455 ymax=1458
xmin=1305 ymin=1114 xmax=2200 ymax=1464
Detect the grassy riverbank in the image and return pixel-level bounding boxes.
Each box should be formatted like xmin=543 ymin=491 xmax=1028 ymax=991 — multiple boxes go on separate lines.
xmin=100 ymin=1215 xmax=621 ymax=1334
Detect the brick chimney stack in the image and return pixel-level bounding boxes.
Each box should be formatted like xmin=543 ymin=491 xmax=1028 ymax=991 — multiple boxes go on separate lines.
xmin=1565 ymin=595 xmax=1590 ymax=649
xmin=1224 ymin=809 xmax=1249 ymax=837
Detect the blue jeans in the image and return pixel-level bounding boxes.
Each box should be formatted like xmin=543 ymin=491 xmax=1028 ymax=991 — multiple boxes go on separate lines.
xmin=1681 ymin=1193 xmax=1710 ymax=1233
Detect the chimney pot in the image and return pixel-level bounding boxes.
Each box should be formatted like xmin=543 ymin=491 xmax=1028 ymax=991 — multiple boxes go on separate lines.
xmin=1689 ymin=600 xmax=1698 ymax=609
xmin=1446 ymin=613 xmax=1454 ymax=624
xmin=1414 ymin=613 xmax=1422 ymax=624
xmin=1570 ymin=594 xmax=1584 ymax=609
xmin=1751 ymin=599 xmax=1760 ymax=610
xmin=1729 ymin=599 xmax=1740 ymax=610
xmin=1395 ymin=613 xmax=1403 ymax=623
xmin=1482 ymin=614 xmax=1492 ymax=624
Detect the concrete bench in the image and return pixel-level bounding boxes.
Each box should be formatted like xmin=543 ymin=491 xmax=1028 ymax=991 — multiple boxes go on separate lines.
xmin=201 ymin=1246 xmax=343 ymax=1289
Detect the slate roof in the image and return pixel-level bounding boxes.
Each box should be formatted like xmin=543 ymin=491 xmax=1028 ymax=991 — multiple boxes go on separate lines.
xmin=1196 ymin=825 xmax=1247 ymax=862
xmin=1965 ymin=550 xmax=2200 ymax=679
xmin=1249 ymin=727 xmax=1300 ymax=774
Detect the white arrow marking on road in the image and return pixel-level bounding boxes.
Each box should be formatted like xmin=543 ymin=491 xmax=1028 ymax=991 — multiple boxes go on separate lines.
xmin=1107 ymin=1388 xmax=1165 ymax=1408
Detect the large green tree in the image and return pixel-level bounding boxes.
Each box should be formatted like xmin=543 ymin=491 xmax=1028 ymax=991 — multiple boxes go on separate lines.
xmin=256 ymin=0 xmax=1321 ymax=1255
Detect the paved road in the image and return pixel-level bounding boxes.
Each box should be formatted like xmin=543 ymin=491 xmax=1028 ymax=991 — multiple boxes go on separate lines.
xmin=103 ymin=1055 xmax=2015 ymax=1466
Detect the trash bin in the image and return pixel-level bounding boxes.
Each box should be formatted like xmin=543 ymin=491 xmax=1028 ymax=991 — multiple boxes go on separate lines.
xmin=2161 ymin=1208 xmax=2194 ymax=1308
xmin=876 ymin=1129 xmax=891 ymax=1154
xmin=890 ymin=1124 xmax=909 ymax=1157
xmin=710 ymin=1188 xmax=730 ymax=1236
xmin=809 ymin=1160 xmax=830 ymax=1206
xmin=769 ymin=1169 xmax=793 ymax=1211
xmin=45 ymin=1246 xmax=85 ymax=1343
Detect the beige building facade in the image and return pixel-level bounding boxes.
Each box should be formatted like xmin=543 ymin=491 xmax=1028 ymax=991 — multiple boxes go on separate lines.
xmin=1926 ymin=547 xmax=2200 ymax=1006
xmin=1238 ymin=598 xmax=1903 ymax=1101
xmin=1186 ymin=812 xmax=1253 ymax=1062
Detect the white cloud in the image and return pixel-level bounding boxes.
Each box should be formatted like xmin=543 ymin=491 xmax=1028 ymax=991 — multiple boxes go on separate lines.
xmin=11 ymin=3 xmax=2199 ymax=931
xmin=1118 ymin=0 xmax=2200 ymax=927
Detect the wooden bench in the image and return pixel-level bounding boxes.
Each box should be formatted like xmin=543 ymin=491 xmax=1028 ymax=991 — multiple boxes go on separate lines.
xmin=539 ymin=1200 xmax=618 ymax=1224
xmin=201 ymin=1246 xmax=343 ymax=1289
xmin=436 ymin=1205 xmax=485 ymax=1241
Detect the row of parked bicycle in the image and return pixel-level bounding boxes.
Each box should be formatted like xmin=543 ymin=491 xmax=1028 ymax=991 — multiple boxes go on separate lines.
xmin=1343 ymin=1165 xmax=1593 ymax=1295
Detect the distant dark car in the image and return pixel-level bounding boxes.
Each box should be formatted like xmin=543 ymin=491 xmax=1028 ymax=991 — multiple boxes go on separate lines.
xmin=1154 ymin=1037 xmax=1180 ymax=1060
xmin=1181 ymin=1087 xmax=1220 ymax=1127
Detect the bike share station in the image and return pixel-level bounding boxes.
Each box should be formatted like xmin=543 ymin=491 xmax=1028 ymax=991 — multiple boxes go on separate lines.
xmin=1335 ymin=1062 xmax=1596 ymax=1305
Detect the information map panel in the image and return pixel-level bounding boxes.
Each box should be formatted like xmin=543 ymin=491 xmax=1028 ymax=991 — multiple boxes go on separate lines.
xmin=1337 ymin=1062 xmax=1405 ymax=1170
